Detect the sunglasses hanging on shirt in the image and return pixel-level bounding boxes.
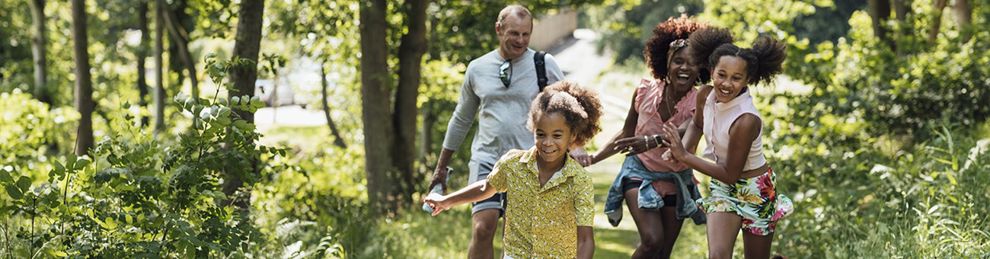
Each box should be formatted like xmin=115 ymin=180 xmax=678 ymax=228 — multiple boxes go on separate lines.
xmin=499 ymin=59 xmax=512 ymax=88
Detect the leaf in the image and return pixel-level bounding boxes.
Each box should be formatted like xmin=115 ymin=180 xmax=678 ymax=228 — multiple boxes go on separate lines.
xmin=945 ymin=172 xmax=958 ymax=185
xmin=215 ymin=116 xmax=231 ymax=126
xmin=4 ymin=184 xmax=22 ymax=200
xmin=74 ymin=157 xmax=91 ymax=170
xmin=16 ymin=176 xmax=31 ymax=191
xmin=67 ymin=153 xmax=78 ymax=169
xmin=48 ymin=250 xmax=69 ymax=257
xmin=54 ymin=161 xmax=65 ymax=177
xmin=0 ymin=168 xmax=13 ymax=183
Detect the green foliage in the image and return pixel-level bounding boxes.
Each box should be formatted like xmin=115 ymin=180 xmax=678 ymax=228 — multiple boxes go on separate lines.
xmin=0 ymin=54 xmax=288 ymax=257
xmin=0 ymin=0 xmax=32 ymax=93
xmin=0 ymin=90 xmax=76 ymax=163
xmin=769 ymin=8 xmax=990 ymax=141
xmin=790 ymin=0 xmax=862 ymax=45
xmin=767 ymin=120 xmax=990 ymax=257
xmin=586 ymin=0 xmax=705 ymax=63
xmin=188 ymin=0 xmax=237 ymax=39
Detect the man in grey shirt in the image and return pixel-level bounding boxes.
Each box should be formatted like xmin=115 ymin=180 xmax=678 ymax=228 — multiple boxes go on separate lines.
xmin=429 ymin=5 xmax=564 ymax=259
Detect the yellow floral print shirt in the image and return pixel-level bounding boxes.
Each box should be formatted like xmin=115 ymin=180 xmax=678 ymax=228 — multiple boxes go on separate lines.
xmin=487 ymin=147 xmax=595 ymax=258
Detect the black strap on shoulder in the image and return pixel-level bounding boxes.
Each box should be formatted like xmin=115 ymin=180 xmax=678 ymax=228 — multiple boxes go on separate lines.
xmin=534 ymin=51 xmax=548 ymax=92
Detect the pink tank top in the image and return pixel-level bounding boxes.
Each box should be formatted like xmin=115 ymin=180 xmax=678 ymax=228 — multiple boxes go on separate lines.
xmin=633 ymin=79 xmax=697 ymax=172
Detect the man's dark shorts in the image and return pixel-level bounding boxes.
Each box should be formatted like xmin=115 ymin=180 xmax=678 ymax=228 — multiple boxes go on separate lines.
xmin=469 ymin=160 xmax=505 ymax=216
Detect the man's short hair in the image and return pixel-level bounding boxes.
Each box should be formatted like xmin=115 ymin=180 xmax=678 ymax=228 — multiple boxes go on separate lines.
xmin=496 ymin=5 xmax=533 ymax=28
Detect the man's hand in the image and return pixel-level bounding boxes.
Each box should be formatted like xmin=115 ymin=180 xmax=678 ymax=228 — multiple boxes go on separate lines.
xmin=429 ymin=166 xmax=449 ymax=193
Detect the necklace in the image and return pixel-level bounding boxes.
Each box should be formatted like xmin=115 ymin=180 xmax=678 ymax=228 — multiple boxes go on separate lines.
xmin=658 ymin=81 xmax=677 ymax=121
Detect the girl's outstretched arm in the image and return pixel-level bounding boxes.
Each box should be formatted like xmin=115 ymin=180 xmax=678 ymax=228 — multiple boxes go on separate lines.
xmin=422 ymin=179 xmax=497 ymax=216
xmin=577 ymin=226 xmax=594 ymax=259
xmin=659 ymin=113 xmax=761 ymax=184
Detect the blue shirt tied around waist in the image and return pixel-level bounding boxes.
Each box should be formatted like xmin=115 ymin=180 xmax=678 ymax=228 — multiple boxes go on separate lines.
xmin=604 ymin=155 xmax=707 ymax=226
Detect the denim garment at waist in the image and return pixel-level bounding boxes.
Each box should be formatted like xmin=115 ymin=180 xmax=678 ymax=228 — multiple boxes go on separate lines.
xmin=604 ymin=155 xmax=706 ymax=226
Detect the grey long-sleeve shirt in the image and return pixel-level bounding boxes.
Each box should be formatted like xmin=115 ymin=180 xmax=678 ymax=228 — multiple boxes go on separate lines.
xmin=442 ymin=49 xmax=564 ymax=165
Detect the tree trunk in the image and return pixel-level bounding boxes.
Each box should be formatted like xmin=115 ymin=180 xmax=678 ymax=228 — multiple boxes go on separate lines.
xmin=29 ymin=0 xmax=50 ymax=105
xmin=137 ymin=0 xmax=150 ymax=127
xmin=153 ymin=0 xmax=166 ymax=134
xmin=893 ymin=0 xmax=910 ymax=21
xmin=929 ymin=0 xmax=948 ymax=43
xmin=867 ymin=0 xmax=894 ymax=50
xmin=953 ymin=0 xmax=972 ymax=42
xmin=159 ymin=0 xmax=199 ymax=99
xmin=71 ymin=0 xmax=94 ymax=156
xmin=320 ymin=61 xmax=346 ymax=149
xmin=224 ymin=0 xmax=265 ymax=207
xmin=229 ymin=0 xmax=264 ymax=124
xmin=427 ymin=15 xmax=440 ymax=60
xmin=360 ymin=0 xmax=397 ymax=215
xmin=892 ymin=0 xmax=911 ymax=37
xmin=392 ymin=0 xmax=429 ymax=206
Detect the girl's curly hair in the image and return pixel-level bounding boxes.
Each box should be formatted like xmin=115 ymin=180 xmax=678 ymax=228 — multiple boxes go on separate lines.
xmin=688 ymin=27 xmax=734 ymax=74
xmin=528 ymin=81 xmax=602 ymax=147
xmin=643 ymin=16 xmax=706 ymax=81
xmin=706 ymin=35 xmax=786 ymax=85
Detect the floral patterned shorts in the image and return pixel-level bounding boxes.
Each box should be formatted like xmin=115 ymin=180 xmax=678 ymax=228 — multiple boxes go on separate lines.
xmin=698 ymin=167 xmax=793 ymax=236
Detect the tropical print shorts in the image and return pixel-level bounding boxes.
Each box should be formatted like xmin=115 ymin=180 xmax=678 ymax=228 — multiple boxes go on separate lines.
xmin=698 ymin=167 xmax=793 ymax=236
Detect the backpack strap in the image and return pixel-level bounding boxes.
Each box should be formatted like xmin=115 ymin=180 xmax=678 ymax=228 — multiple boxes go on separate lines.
xmin=534 ymin=51 xmax=548 ymax=92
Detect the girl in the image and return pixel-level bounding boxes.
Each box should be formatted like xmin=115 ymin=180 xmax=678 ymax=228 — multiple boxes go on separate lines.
xmin=582 ymin=17 xmax=731 ymax=259
xmin=424 ymin=81 xmax=603 ymax=259
xmin=659 ymin=29 xmax=794 ymax=259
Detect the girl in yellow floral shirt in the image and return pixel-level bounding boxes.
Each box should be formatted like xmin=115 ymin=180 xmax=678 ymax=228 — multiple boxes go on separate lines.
xmin=425 ymin=81 xmax=603 ymax=259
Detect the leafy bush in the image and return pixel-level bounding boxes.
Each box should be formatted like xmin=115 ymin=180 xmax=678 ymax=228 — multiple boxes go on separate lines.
xmin=0 ymin=56 xmax=291 ymax=257
xmin=769 ymin=121 xmax=990 ymax=257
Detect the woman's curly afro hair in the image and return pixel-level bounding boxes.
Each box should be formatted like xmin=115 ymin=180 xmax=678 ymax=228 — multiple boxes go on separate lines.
xmin=643 ymin=16 xmax=705 ymax=81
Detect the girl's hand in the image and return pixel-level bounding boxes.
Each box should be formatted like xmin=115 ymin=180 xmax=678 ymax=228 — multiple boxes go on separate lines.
xmin=569 ymin=147 xmax=594 ymax=166
xmin=423 ymin=194 xmax=450 ymax=216
xmin=660 ymin=122 xmax=688 ymax=160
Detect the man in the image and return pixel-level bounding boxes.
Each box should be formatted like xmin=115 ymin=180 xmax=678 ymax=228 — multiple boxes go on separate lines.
xmin=429 ymin=5 xmax=567 ymax=259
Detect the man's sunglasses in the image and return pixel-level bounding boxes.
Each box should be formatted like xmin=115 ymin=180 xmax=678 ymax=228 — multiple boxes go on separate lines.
xmin=499 ymin=59 xmax=512 ymax=88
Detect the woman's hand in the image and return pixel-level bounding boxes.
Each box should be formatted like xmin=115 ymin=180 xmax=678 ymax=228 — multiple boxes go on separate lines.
xmin=660 ymin=122 xmax=688 ymax=160
xmin=613 ymin=135 xmax=661 ymax=155
xmin=422 ymin=194 xmax=450 ymax=216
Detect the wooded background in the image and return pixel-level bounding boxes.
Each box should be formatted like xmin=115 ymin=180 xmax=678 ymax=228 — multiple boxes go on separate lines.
xmin=0 ymin=0 xmax=988 ymax=257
